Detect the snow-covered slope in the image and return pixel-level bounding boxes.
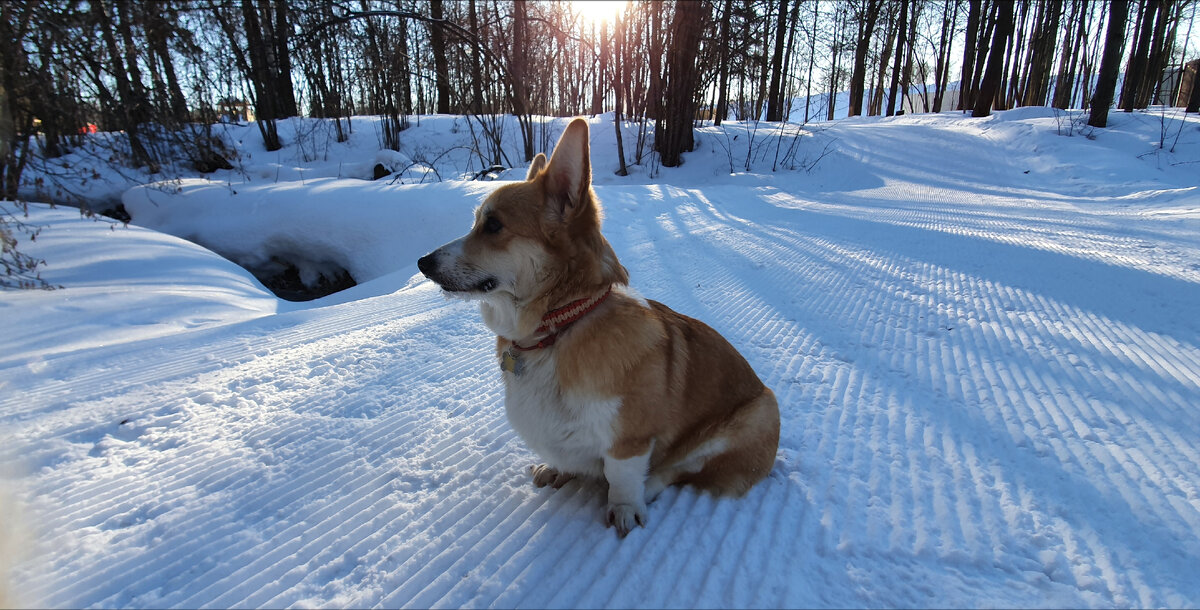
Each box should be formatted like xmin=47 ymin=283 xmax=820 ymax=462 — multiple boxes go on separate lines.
xmin=0 ymin=205 xmax=276 ymax=365
xmin=2 ymin=109 xmax=1199 ymax=608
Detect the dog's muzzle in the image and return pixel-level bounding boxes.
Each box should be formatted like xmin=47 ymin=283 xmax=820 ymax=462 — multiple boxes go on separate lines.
xmin=417 ymin=251 xmax=498 ymax=294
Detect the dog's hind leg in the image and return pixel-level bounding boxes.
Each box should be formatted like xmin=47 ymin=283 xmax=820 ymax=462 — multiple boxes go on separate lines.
xmin=676 ymin=388 xmax=780 ymax=496
xmin=645 ymin=473 xmax=667 ymax=502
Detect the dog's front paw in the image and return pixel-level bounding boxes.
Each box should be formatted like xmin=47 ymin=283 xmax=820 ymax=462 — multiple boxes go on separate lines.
xmin=605 ymin=502 xmax=647 ymax=538
xmin=529 ymin=464 xmax=575 ymax=489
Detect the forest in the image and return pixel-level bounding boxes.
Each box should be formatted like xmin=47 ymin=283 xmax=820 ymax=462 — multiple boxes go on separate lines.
xmin=1 ymin=0 xmax=1198 ymax=202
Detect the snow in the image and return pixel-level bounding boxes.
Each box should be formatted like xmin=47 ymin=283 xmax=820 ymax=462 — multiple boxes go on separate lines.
xmin=3 ymin=108 xmax=1200 ymax=608
xmin=0 ymin=206 xmax=276 ymax=366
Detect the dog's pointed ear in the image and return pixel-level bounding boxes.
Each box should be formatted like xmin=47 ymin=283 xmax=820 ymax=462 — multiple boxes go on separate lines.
xmin=544 ymin=119 xmax=591 ymax=217
xmin=526 ymin=153 xmax=547 ymax=181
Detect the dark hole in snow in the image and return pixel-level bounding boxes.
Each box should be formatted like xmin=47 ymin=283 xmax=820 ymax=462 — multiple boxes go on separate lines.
xmin=244 ymin=255 xmax=357 ymax=302
xmin=373 ymin=163 xmax=392 ymax=180
xmin=193 ymin=151 xmax=234 ymax=173
xmin=98 ymin=202 xmax=132 ymax=223
xmin=72 ymin=197 xmax=131 ymax=223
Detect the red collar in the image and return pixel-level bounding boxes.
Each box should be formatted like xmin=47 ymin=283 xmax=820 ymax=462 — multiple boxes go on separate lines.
xmin=511 ymin=286 xmax=612 ymax=351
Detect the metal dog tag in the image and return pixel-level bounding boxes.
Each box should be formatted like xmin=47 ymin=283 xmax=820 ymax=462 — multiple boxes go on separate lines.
xmin=500 ymin=349 xmax=524 ymax=376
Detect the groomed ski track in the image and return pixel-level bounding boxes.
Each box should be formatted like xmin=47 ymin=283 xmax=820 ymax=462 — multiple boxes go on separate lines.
xmin=3 ymin=114 xmax=1200 ymax=608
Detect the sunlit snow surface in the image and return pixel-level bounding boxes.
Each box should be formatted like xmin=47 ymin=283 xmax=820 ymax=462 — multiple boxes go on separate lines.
xmin=2 ymin=109 xmax=1199 ymax=608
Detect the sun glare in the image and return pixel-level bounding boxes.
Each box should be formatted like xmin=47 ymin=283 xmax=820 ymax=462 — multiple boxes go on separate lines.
xmin=571 ymin=0 xmax=627 ymax=24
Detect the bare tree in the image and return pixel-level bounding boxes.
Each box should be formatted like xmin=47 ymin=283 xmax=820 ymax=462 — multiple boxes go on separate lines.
xmin=973 ymin=0 xmax=1014 ymax=117
xmin=1053 ymin=0 xmax=1090 ymax=109
xmin=1135 ymin=0 xmax=1173 ymax=108
xmin=1022 ymin=0 xmax=1063 ymax=107
xmin=847 ymin=0 xmax=884 ymax=117
xmin=0 ymin=2 xmax=38 ymax=201
xmin=765 ymin=0 xmax=790 ymax=121
xmin=1089 ymin=0 xmax=1131 ymax=127
xmin=1122 ymin=0 xmax=1161 ymax=111
xmin=886 ymin=0 xmax=911 ymax=116
xmin=509 ymin=0 xmax=534 ymax=162
xmin=94 ymin=0 xmax=156 ymax=167
xmin=429 ymin=0 xmax=451 ymax=114
xmin=931 ymin=0 xmax=959 ymax=113
xmin=959 ymin=0 xmax=982 ymax=110
xmin=612 ymin=12 xmax=630 ymax=177
xmin=658 ymin=0 xmax=706 ymax=167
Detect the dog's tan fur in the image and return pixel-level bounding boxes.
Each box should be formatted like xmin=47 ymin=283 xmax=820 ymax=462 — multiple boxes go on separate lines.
xmin=418 ymin=118 xmax=779 ymax=536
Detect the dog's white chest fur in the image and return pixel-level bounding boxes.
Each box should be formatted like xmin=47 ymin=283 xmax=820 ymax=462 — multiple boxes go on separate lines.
xmin=501 ymin=351 xmax=619 ymax=478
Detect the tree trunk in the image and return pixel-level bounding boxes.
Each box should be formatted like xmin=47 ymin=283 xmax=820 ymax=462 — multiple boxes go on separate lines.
xmin=430 ymin=0 xmax=451 ymax=114
xmin=468 ymin=0 xmax=487 ymax=113
xmin=871 ymin=8 xmax=898 ymax=116
xmin=511 ymin=0 xmax=534 ymax=161
xmin=886 ymin=0 xmax=910 ymax=116
xmin=398 ymin=5 xmax=413 ymax=116
xmin=847 ymin=0 xmax=883 ymax=117
xmin=971 ymin=1 xmax=999 ymax=106
xmin=115 ymin=1 xmax=150 ymax=126
xmin=973 ymin=0 xmax=1015 ymax=117
xmin=1024 ymin=0 xmax=1062 ymax=107
xmin=765 ymin=0 xmax=789 ymax=121
xmin=1003 ymin=0 xmax=1028 ymax=108
xmin=1121 ymin=0 xmax=1146 ymax=103
xmin=0 ymin=4 xmax=36 ymax=200
xmin=778 ymin=0 xmax=802 ymax=120
xmin=1138 ymin=0 xmax=1171 ymax=107
xmin=241 ymin=0 xmax=282 ymax=150
xmin=804 ymin=0 xmax=819 ymax=121
xmin=827 ymin=5 xmax=845 ymax=120
xmin=715 ymin=0 xmax=734 ymax=125
xmin=754 ymin=8 xmax=771 ymax=119
xmin=1053 ymin=0 xmax=1086 ymax=108
xmin=1122 ymin=0 xmax=1158 ymax=111
xmin=932 ymin=0 xmax=955 ymax=113
xmin=1089 ymin=0 xmax=1130 ymax=127
xmin=658 ymin=1 xmax=706 ymax=167
xmin=271 ymin=1 xmax=298 ymax=117
xmin=146 ymin=2 xmax=189 ymax=122
xmin=94 ymin=0 xmax=156 ymax=168
xmin=613 ymin=13 xmax=629 ymax=176
xmin=594 ymin=20 xmax=607 ymax=116
xmin=359 ymin=3 xmax=384 ymax=114
xmin=649 ymin=0 xmax=665 ymax=146
xmin=1071 ymin=0 xmax=1094 ymax=107
xmin=960 ymin=0 xmax=982 ymax=110
xmin=899 ymin=0 xmax=919 ymax=112
xmin=1079 ymin=1 xmax=1106 ymax=109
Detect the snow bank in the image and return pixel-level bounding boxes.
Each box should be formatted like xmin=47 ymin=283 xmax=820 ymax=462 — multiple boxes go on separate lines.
xmin=122 ymin=178 xmax=484 ymax=288
xmin=0 ymin=203 xmax=277 ymax=364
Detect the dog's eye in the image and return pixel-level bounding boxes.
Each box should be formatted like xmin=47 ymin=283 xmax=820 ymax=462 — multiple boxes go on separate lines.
xmin=483 ymin=216 xmax=503 ymax=234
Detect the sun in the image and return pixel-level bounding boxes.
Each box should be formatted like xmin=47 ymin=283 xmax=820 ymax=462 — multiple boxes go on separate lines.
xmin=571 ymin=0 xmax=627 ymax=24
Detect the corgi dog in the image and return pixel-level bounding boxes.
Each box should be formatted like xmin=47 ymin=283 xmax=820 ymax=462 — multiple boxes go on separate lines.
xmin=417 ymin=118 xmax=779 ymax=537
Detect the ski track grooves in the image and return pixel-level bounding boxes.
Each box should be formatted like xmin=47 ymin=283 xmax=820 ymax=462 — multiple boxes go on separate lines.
xmin=5 ymin=175 xmax=1200 ymax=608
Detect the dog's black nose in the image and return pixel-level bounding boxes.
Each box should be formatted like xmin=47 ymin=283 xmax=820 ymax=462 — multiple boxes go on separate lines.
xmin=417 ymin=253 xmax=436 ymax=276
